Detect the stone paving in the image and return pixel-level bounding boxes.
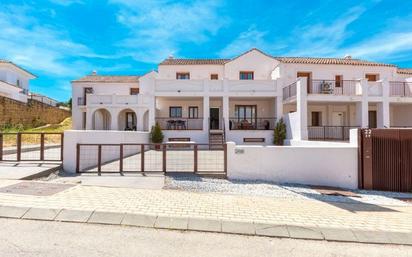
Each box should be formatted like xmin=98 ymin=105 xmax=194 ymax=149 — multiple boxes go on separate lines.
xmin=0 ymin=179 xmax=411 ymax=245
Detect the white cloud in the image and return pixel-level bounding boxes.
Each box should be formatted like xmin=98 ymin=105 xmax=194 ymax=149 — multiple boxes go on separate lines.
xmin=110 ymin=0 xmax=228 ymax=62
xmin=0 ymin=4 xmax=93 ymax=77
xmin=49 ymin=0 xmax=84 ymax=6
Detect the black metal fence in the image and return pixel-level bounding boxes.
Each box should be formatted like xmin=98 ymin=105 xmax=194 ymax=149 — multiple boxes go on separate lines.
xmin=76 ymin=143 xmax=227 ymax=176
xmin=308 ymin=126 xmax=359 ymax=141
xmin=0 ymin=132 xmax=63 ymax=161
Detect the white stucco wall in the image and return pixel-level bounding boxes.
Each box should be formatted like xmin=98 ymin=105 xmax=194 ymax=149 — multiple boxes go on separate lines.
xmin=63 ymin=130 xmax=150 ymax=173
xmin=227 ymin=142 xmax=358 ymax=189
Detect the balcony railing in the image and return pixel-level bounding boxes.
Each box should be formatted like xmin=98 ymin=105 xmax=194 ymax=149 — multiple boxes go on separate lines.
xmin=309 ymin=80 xmax=358 ymax=96
xmin=283 ymin=81 xmax=297 ymax=101
xmin=308 ymin=126 xmax=359 ymax=141
xmin=390 ymin=81 xmax=412 ymax=97
xmin=229 ymin=117 xmax=277 ymax=130
xmin=155 ymin=117 xmax=203 ymax=130
xmin=77 ymin=95 xmax=139 ymax=106
xmin=228 ymin=80 xmax=276 ymax=92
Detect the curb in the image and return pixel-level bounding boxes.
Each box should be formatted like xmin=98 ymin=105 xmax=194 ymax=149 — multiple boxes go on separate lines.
xmin=0 ymin=205 xmax=411 ymax=245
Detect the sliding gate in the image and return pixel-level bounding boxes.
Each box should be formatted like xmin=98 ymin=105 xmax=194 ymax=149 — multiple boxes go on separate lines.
xmin=76 ymin=143 xmax=227 ymax=177
xmin=358 ymin=129 xmax=412 ymax=192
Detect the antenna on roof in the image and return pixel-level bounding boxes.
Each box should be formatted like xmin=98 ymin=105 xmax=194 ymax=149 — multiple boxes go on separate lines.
xmin=91 ymin=70 xmax=97 ymax=75
xmin=344 ymin=55 xmax=352 ymax=59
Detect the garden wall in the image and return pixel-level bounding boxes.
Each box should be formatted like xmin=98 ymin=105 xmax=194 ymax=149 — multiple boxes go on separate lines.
xmin=0 ymin=95 xmax=70 ymax=127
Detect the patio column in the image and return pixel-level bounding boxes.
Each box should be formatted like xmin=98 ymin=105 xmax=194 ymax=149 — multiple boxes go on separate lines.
xmin=356 ymin=79 xmax=369 ymax=127
xmin=85 ymin=108 xmax=93 ymax=130
xmin=110 ymin=110 xmax=119 ymax=131
xmin=223 ymin=96 xmax=229 ymax=131
xmin=203 ymin=96 xmax=209 ymax=131
xmin=377 ymin=79 xmax=390 ymax=128
xmin=296 ymin=77 xmax=308 ymax=140
xmin=276 ymin=97 xmax=283 ymax=122
xmin=148 ymin=97 xmax=156 ymax=129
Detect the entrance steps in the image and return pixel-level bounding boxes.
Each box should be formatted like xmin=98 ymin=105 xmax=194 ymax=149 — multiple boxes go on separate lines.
xmin=209 ymin=130 xmax=225 ymax=150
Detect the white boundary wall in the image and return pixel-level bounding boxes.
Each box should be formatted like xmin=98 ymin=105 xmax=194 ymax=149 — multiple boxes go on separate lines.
xmin=63 ymin=130 xmax=149 ymax=173
xmin=227 ymin=139 xmax=358 ymax=189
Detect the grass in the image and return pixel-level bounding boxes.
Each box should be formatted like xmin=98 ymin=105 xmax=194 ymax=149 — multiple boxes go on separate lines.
xmin=2 ymin=118 xmax=72 ymax=147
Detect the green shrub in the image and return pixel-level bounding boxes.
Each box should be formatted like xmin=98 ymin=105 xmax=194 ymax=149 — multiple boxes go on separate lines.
xmin=150 ymin=123 xmax=164 ymax=143
xmin=273 ymin=118 xmax=287 ymax=145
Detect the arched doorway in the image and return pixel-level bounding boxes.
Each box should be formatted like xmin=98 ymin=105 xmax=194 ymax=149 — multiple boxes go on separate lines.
xmin=118 ymin=109 xmax=137 ymax=131
xmin=143 ymin=110 xmax=149 ymax=131
xmin=93 ymin=109 xmax=111 ymax=130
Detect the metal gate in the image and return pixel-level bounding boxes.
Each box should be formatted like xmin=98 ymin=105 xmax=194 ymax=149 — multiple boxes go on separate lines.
xmin=358 ymin=128 xmax=412 ymax=192
xmin=0 ymin=132 xmax=64 ymax=161
xmin=76 ymin=143 xmax=227 ymax=177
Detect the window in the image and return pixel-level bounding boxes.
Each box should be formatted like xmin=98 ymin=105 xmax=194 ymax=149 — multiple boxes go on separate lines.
xmin=235 ymin=105 xmax=257 ymax=122
xmin=210 ymin=74 xmax=218 ymax=80
xmin=169 ymin=106 xmax=182 ymax=118
xmin=188 ymin=106 xmax=199 ymax=119
xmin=176 ymin=72 xmax=190 ymax=80
xmin=239 ymin=71 xmax=254 ymax=80
xmin=130 ymin=88 xmax=139 ymax=95
xmin=365 ymin=74 xmax=379 ymax=82
xmin=125 ymin=112 xmax=136 ymax=129
xmin=335 ymin=75 xmax=343 ymax=87
xmin=311 ymin=112 xmax=321 ymax=126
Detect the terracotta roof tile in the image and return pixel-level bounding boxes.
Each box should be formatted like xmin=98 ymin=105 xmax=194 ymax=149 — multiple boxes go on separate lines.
xmin=159 ymin=58 xmax=230 ymax=65
xmin=274 ymin=56 xmax=396 ymax=67
xmin=397 ymin=68 xmax=412 ymax=75
xmin=72 ymin=75 xmax=140 ymax=83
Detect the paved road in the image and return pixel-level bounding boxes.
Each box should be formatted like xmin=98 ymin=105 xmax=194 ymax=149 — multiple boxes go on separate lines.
xmin=0 ymin=218 xmax=411 ymax=257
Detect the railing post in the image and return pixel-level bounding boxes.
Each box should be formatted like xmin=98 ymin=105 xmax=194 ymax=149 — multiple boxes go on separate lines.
xmin=323 ymin=126 xmax=326 ymax=141
xmin=40 ymin=133 xmax=45 ymax=161
xmin=0 ymin=133 xmax=3 ymax=161
xmin=404 ymin=82 xmax=406 ymax=97
xmin=342 ymin=126 xmax=345 ymax=141
xmin=119 ymin=144 xmax=123 ymax=173
xmin=162 ymin=144 xmax=167 ymax=174
xmin=194 ymin=144 xmax=198 ymax=173
xmin=16 ymin=133 xmax=21 ymax=161
xmin=60 ymin=133 xmax=64 ymax=161
xmin=97 ymin=145 xmax=102 ymax=176
xmin=223 ymin=143 xmax=228 ymax=176
xmin=76 ymin=144 xmax=80 ymax=173
xmin=141 ymin=144 xmax=145 ymax=173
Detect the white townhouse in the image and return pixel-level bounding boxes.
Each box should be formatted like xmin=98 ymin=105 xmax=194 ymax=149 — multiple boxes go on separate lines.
xmin=71 ymin=48 xmax=412 ymax=145
xmin=0 ymin=60 xmax=36 ymax=102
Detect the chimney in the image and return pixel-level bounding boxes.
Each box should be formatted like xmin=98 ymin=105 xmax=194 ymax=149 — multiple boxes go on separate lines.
xmin=91 ymin=70 xmax=97 ymax=75
xmin=168 ymin=54 xmax=174 ymax=59
xmin=344 ymin=55 xmax=352 ymax=59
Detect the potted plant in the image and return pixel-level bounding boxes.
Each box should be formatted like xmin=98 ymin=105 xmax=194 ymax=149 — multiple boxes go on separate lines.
xmin=150 ymin=123 xmax=164 ymax=150
xmin=273 ymin=118 xmax=286 ymax=145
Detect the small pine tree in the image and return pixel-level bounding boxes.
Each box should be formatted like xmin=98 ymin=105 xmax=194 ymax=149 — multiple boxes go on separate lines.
xmin=150 ymin=123 xmax=164 ymax=143
xmin=273 ymin=118 xmax=287 ymax=145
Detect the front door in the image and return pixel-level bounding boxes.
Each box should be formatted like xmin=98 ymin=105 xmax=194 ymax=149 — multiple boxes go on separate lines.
xmin=332 ymin=112 xmax=344 ymax=126
xmin=369 ymin=111 xmax=377 ymax=128
xmin=210 ymin=108 xmax=220 ymax=130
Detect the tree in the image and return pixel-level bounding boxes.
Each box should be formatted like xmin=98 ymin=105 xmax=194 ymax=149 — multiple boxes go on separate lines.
xmin=150 ymin=123 xmax=164 ymax=143
xmin=273 ymin=118 xmax=287 ymax=145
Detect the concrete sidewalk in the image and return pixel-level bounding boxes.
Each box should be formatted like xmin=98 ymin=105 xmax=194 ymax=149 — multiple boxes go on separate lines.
xmin=0 ymin=161 xmax=61 ymax=180
xmin=0 ymin=179 xmax=411 ymax=245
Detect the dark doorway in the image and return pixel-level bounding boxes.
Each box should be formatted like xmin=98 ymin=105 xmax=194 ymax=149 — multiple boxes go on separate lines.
xmin=369 ymin=111 xmax=377 ymax=128
xmin=210 ymin=108 xmax=220 ymax=130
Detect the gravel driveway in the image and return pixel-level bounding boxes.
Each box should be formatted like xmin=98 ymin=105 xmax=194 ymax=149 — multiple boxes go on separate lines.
xmin=164 ymin=174 xmax=412 ymax=206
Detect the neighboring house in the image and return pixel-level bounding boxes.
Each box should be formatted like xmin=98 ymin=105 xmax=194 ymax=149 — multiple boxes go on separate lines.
xmin=29 ymin=92 xmax=59 ymax=107
xmin=0 ymin=60 xmax=36 ymax=102
xmin=71 ymin=48 xmax=412 ymax=145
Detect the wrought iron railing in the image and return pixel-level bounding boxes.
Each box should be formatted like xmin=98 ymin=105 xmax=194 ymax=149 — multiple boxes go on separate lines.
xmin=155 ymin=117 xmax=203 ymax=130
xmin=389 ymin=81 xmax=412 ymax=97
xmin=309 ymin=80 xmax=358 ymax=96
xmin=308 ymin=126 xmax=359 ymax=141
xmin=229 ymin=117 xmax=276 ymax=130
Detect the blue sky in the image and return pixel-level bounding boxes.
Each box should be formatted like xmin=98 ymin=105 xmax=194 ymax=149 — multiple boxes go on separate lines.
xmin=1 ymin=0 xmax=412 ymax=101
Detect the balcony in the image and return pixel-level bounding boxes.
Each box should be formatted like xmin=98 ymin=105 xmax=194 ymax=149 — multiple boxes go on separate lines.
xmin=228 ymin=80 xmax=276 ymax=92
xmin=283 ymin=81 xmax=297 ymax=101
xmin=155 ymin=117 xmax=203 ymax=130
xmin=154 ymin=79 xmax=277 ymax=94
xmin=309 ymin=80 xmax=359 ymax=96
xmin=308 ymin=126 xmax=359 ymax=141
xmin=229 ymin=117 xmax=277 ymax=130
xmin=390 ymin=81 xmax=412 ymax=97
xmin=77 ymin=94 xmax=140 ymax=107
